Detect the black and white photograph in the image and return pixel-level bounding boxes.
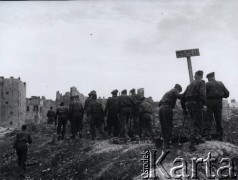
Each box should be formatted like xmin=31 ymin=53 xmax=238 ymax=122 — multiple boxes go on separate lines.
xmin=0 ymin=0 xmax=238 ymax=179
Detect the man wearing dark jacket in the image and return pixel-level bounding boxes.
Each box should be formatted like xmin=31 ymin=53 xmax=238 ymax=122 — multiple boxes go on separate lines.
xmin=47 ymin=107 xmax=56 ymax=126
xmin=88 ymin=93 xmax=105 ymax=140
xmin=129 ymin=88 xmax=141 ymax=140
xmin=69 ymin=95 xmax=84 ymax=139
xmin=204 ymin=72 xmax=229 ymax=141
xmin=13 ymin=124 xmax=32 ymax=173
xmin=139 ymin=97 xmax=155 ymax=141
xmin=117 ymin=89 xmax=134 ymax=139
xmin=181 ymin=70 xmax=206 ymax=151
xmin=55 ymin=102 xmax=69 ymax=140
xmin=105 ymin=89 xmax=119 ymax=137
xmin=159 ymin=84 xmax=182 ymax=148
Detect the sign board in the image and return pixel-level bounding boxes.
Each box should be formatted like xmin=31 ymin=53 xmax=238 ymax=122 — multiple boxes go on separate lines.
xmin=176 ymin=48 xmax=200 ymax=58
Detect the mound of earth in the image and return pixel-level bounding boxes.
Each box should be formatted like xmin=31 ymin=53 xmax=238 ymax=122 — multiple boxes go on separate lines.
xmin=0 ymin=122 xmax=238 ymax=179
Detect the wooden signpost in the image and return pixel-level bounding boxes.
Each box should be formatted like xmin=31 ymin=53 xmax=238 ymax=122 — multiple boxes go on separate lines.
xmin=176 ymin=48 xmax=200 ymax=83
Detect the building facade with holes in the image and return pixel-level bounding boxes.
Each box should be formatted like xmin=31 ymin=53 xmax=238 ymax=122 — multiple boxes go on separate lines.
xmin=0 ymin=76 xmax=26 ymax=127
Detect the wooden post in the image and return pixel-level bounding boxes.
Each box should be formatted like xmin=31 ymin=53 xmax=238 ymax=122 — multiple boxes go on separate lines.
xmin=187 ymin=56 xmax=194 ymax=83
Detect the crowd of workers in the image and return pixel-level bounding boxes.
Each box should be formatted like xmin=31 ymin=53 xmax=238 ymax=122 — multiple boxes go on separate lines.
xmin=47 ymin=88 xmax=155 ymax=141
xmin=12 ymin=70 xmax=229 ymax=174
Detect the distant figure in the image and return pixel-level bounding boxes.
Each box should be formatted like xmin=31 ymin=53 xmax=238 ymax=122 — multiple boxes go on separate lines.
xmin=55 ymin=102 xmax=69 ymax=141
xmin=182 ymin=70 xmax=206 ymax=151
xmin=13 ymin=124 xmax=32 ymax=173
xmin=47 ymin=107 xmax=56 ymax=126
xmin=84 ymin=90 xmax=96 ymax=117
xmin=105 ymin=89 xmax=119 ymax=137
xmin=159 ymin=84 xmax=182 ymax=148
xmin=204 ymin=72 xmax=229 ymax=141
xmin=69 ymin=95 xmax=84 ymax=139
xmin=88 ymin=93 xmax=105 ymax=140
xmin=117 ymin=89 xmax=134 ymax=139
xmin=129 ymin=88 xmax=141 ymax=140
xmin=139 ymin=97 xmax=155 ymax=141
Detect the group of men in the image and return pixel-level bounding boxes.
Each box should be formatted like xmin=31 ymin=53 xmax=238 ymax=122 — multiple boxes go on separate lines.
xmin=46 ymin=89 xmax=155 ymax=141
xmin=13 ymin=70 xmax=229 ymax=174
xmin=159 ymin=71 xmax=229 ymax=151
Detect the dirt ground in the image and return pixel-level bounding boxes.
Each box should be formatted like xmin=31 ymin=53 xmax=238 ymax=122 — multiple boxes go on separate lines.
xmin=1 ymin=108 xmax=238 ymax=180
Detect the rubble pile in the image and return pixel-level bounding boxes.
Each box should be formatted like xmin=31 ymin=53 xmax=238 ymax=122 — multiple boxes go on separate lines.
xmin=224 ymin=108 xmax=238 ymax=145
xmin=0 ymin=127 xmax=14 ymax=138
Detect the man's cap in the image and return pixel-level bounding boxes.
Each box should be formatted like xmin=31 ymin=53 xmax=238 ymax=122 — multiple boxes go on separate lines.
xmin=130 ymin=88 xmax=135 ymax=93
xmin=195 ymin=70 xmax=203 ymax=77
xmin=89 ymin=90 xmax=97 ymax=96
xmin=111 ymin=89 xmax=118 ymax=95
xmin=70 ymin=96 xmax=74 ymax=100
xmin=60 ymin=102 xmax=64 ymax=106
xmin=75 ymin=95 xmax=79 ymax=98
xmin=206 ymin=72 xmax=215 ymax=78
xmin=121 ymin=89 xmax=127 ymax=94
xmin=174 ymin=84 xmax=182 ymax=92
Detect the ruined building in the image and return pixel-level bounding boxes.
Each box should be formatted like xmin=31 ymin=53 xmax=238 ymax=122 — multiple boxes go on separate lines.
xmin=26 ymin=96 xmax=56 ymax=124
xmin=0 ymin=77 xmax=26 ymax=127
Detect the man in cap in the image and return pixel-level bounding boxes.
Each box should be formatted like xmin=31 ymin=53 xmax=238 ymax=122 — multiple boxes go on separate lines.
xmin=204 ymin=72 xmax=229 ymax=141
xmin=69 ymin=95 xmax=84 ymax=139
xmin=138 ymin=97 xmax=155 ymax=141
xmin=181 ymin=70 xmax=206 ymax=151
xmin=117 ymin=89 xmax=134 ymax=139
xmin=129 ymin=88 xmax=141 ymax=140
xmin=105 ymin=89 xmax=120 ymax=137
xmin=55 ymin=102 xmax=69 ymax=140
xmin=13 ymin=124 xmax=32 ymax=174
xmin=159 ymin=84 xmax=182 ymax=148
xmin=88 ymin=93 xmax=105 ymax=140
xmin=84 ymin=90 xmax=96 ymax=115
xmin=84 ymin=91 xmax=96 ymax=136
xmin=46 ymin=107 xmax=56 ymax=126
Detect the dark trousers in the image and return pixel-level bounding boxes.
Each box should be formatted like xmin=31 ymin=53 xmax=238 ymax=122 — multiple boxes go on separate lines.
xmin=70 ymin=114 xmax=83 ymax=137
xmin=159 ymin=105 xmax=173 ymax=144
xmin=16 ymin=144 xmax=28 ymax=171
xmin=47 ymin=117 xmax=55 ymax=124
xmin=205 ymin=99 xmax=223 ymax=135
xmin=187 ymin=101 xmax=203 ymax=143
xmin=107 ymin=110 xmax=119 ymax=137
xmin=57 ymin=119 xmax=67 ymax=138
xmin=119 ymin=108 xmax=131 ymax=138
xmin=140 ymin=113 xmax=155 ymax=138
xmin=90 ymin=114 xmax=104 ymax=138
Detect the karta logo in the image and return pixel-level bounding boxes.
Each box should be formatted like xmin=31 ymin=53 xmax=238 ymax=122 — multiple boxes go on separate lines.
xmin=141 ymin=150 xmax=237 ymax=179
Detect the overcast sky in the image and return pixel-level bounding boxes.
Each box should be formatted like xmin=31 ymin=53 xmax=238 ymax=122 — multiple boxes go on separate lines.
xmin=0 ymin=0 xmax=238 ymax=102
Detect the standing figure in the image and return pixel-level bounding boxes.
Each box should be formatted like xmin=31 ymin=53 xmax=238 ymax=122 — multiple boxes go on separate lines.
xmin=69 ymin=95 xmax=84 ymax=139
xmin=55 ymin=102 xmax=69 ymax=141
xmin=105 ymin=89 xmax=119 ymax=137
xmin=117 ymin=89 xmax=134 ymax=139
xmin=88 ymin=93 xmax=105 ymax=140
xmin=47 ymin=107 xmax=56 ymax=126
xmin=129 ymin=88 xmax=141 ymax=140
xmin=159 ymin=84 xmax=182 ymax=148
xmin=204 ymin=72 xmax=229 ymax=141
xmin=181 ymin=70 xmax=206 ymax=151
xmin=13 ymin=124 xmax=32 ymax=174
xmin=138 ymin=97 xmax=155 ymax=141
